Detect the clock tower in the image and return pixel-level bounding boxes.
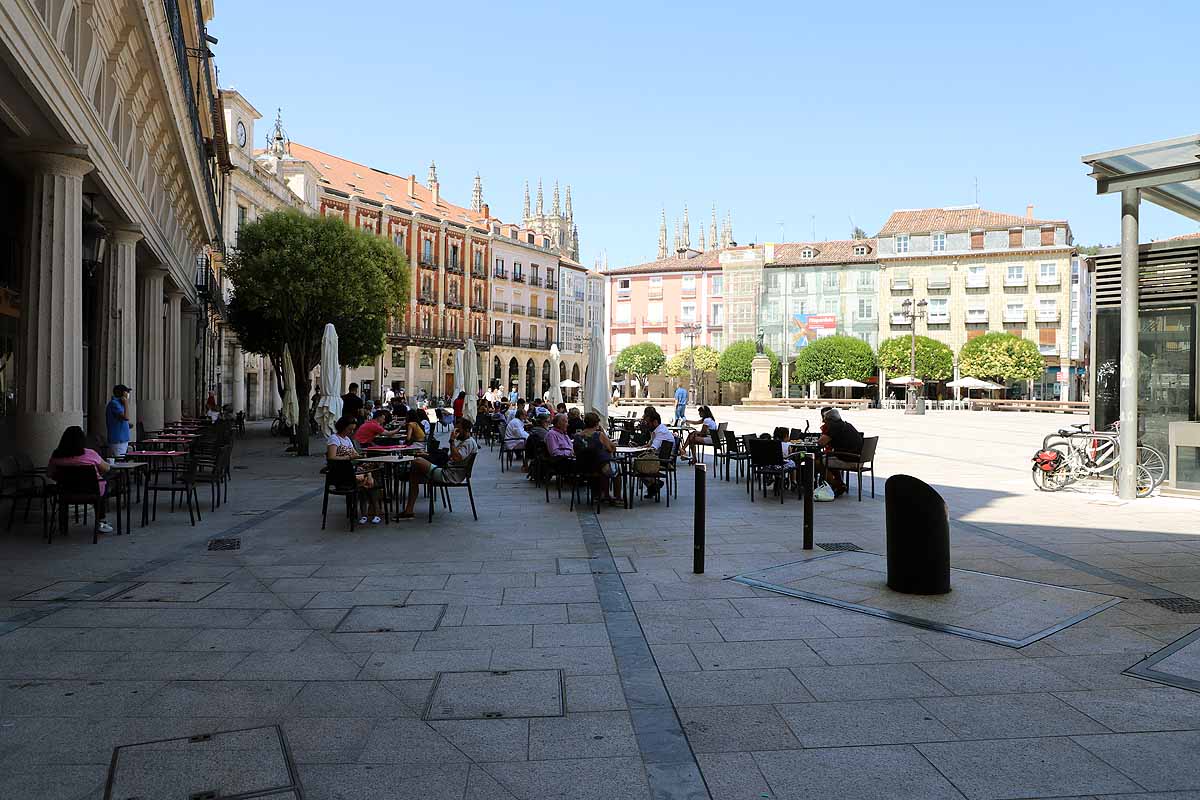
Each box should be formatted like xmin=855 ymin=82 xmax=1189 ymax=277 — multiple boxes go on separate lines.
xmin=221 ymin=89 xmax=261 ymax=156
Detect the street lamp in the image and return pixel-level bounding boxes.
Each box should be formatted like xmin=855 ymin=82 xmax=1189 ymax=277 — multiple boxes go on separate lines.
xmin=680 ymin=321 xmax=702 ymax=404
xmin=900 ymin=298 xmax=928 ymax=415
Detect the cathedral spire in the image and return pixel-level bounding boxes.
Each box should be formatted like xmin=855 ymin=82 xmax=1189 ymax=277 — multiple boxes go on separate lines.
xmin=552 ymin=180 xmax=561 ymax=216
xmin=682 ymin=204 xmax=691 ymax=250
xmin=698 ymin=226 xmax=706 ymax=252
xmin=523 ymin=181 xmax=531 ymax=219
xmin=427 ymin=161 xmax=438 ymax=187
xmin=564 ymin=185 xmax=573 ymax=220
xmin=471 ymin=172 xmax=483 ymax=212
xmin=536 ymin=180 xmax=544 ymax=217
xmin=657 ymin=208 xmax=668 ymax=259
xmin=673 ymin=219 xmax=681 ymax=254
xmin=710 ymin=204 xmax=719 ymax=251
xmin=572 ymin=224 xmax=579 ymax=261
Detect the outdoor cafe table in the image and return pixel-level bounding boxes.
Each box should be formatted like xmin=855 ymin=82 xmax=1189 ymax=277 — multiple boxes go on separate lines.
xmin=614 ymin=445 xmax=653 ymax=509
xmin=107 ymin=461 xmax=149 ymax=531
xmin=123 ymin=450 xmax=188 ymax=526
xmin=359 ymin=455 xmax=415 ymax=514
xmin=787 ymin=439 xmax=824 ymax=493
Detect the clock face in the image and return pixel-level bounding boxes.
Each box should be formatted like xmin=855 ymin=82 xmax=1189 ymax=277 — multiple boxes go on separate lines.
xmin=236 ymin=121 xmax=247 ymax=147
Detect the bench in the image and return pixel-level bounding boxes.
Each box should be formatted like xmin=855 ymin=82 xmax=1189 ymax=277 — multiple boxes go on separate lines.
xmin=968 ymin=398 xmax=1089 ymax=413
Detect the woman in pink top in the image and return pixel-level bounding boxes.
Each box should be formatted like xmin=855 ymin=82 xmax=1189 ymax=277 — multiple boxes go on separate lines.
xmin=47 ymin=425 xmax=114 ymax=534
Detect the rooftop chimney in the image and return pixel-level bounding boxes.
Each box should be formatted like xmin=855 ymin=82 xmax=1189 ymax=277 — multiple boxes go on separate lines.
xmin=407 ymin=175 xmax=415 ymax=198
xmin=432 ymin=182 xmax=440 ymax=206
xmin=481 ymin=202 xmax=490 ymax=219
xmin=1026 ymin=204 xmax=1034 ymax=220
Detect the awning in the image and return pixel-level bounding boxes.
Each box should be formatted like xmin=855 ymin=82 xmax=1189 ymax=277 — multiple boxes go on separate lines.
xmin=1082 ymin=134 xmax=1200 ymax=220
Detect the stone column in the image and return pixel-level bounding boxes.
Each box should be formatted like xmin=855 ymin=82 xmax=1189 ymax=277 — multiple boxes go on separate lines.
xmin=406 ymin=346 xmax=417 ymax=394
xmin=373 ymin=354 xmax=385 ymax=401
xmin=163 ymin=290 xmax=183 ymax=422
xmin=99 ymin=226 xmax=141 ymax=428
xmin=180 ymin=307 xmax=198 ymax=417
xmin=1059 ymin=354 xmax=1071 ymax=401
xmin=14 ymin=146 xmax=94 ymax=462
xmin=231 ymin=339 xmax=246 ymax=414
xmin=136 ymin=266 xmax=166 ymax=433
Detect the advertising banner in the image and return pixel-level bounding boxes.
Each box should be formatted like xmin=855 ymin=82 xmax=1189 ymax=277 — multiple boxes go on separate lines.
xmin=790 ymin=313 xmax=837 ymax=350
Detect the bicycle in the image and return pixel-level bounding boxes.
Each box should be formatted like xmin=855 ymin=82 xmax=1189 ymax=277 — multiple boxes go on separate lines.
xmin=1031 ymin=421 xmax=1163 ymax=497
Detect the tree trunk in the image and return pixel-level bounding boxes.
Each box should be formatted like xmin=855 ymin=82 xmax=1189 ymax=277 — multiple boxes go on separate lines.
xmin=294 ymin=357 xmax=312 ymax=457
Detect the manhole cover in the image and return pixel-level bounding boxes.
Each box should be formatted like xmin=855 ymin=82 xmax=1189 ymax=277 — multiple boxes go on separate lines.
xmin=113 ymin=582 xmax=226 ymax=603
xmin=104 ymin=725 xmax=301 ymax=800
xmin=207 ymin=538 xmax=241 ymax=551
xmin=1144 ymin=597 xmax=1200 ymax=614
xmin=423 ymin=669 xmax=564 ymax=721
xmin=334 ymin=604 xmax=446 ymax=633
xmin=817 ymin=542 xmax=863 ymax=552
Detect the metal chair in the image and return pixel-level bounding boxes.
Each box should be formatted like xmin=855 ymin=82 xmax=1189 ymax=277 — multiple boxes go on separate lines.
xmin=322 ymin=460 xmax=365 ymax=531
xmin=719 ymin=430 xmax=751 ymax=483
xmin=747 ymin=437 xmax=789 ymax=504
xmin=826 ymin=436 xmax=878 ymax=500
xmin=427 ymin=452 xmax=479 ymax=523
xmin=50 ymin=464 xmax=115 ymax=543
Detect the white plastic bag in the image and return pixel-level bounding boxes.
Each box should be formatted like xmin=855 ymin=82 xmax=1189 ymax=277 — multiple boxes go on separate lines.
xmin=813 ymin=482 xmax=836 ymax=502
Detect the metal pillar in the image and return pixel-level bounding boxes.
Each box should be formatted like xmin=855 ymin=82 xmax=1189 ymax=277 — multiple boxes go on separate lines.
xmin=1118 ymin=188 xmax=1140 ymax=499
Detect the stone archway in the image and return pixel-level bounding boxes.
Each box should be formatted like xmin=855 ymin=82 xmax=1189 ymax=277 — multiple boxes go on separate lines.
xmin=525 ymin=359 xmax=536 ymax=399
xmin=493 ymin=356 xmax=501 ymax=387
xmin=507 ymin=358 xmax=519 ymax=396
xmin=571 ymin=362 xmax=582 ymax=402
xmin=542 ymin=360 xmax=551 ymax=397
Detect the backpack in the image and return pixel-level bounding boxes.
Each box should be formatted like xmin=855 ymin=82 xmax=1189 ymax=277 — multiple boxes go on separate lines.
xmin=1032 ymin=450 xmax=1063 ymax=472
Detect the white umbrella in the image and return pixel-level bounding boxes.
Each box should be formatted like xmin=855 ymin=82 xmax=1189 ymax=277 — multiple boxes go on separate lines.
xmin=558 ymin=379 xmax=581 ymax=389
xmin=282 ymin=344 xmax=299 ymax=429
xmin=888 ymin=375 xmax=923 ymax=385
xmin=548 ymin=344 xmax=564 ymax=408
xmin=826 ymin=378 xmax=867 ymax=388
xmin=585 ymin=332 xmax=609 ymax=427
xmin=453 ymin=350 xmax=464 ymax=401
xmin=315 ymin=323 xmax=342 ymax=435
xmin=463 ymin=339 xmax=478 ymax=421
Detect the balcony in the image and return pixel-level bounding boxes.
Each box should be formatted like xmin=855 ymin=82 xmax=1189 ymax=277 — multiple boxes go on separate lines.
xmin=386 ymin=319 xmax=465 ymax=346
xmin=492 ymin=301 xmax=508 ymax=313
xmin=611 ymin=317 xmax=635 ymax=328
xmin=966 ymin=309 xmax=989 ymax=324
xmin=1037 ymin=274 xmax=1061 ymax=287
xmin=493 ymin=269 xmax=508 ymax=279
xmin=641 ymin=316 xmax=669 ymax=327
xmin=927 ymin=313 xmax=950 ymax=325
xmin=890 ymin=313 xmax=912 ymax=326
xmin=1004 ymin=274 xmax=1028 ymax=287
xmin=890 ymin=278 xmax=912 ymax=291
xmin=417 ymin=292 xmax=438 ymax=306
xmin=419 ymin=258 xmax=438 ymax=270
xmin=445 ymin=298 xmax=463 ymax=310
xmin=1003 ymin=308 xmax=1027 ymax=323
xmin=648 ymin=289 xmax=663 ymax=300
xmin=470 ymin=301 xmax=486 ymax=313
xmin=708 ymin=318 xmax=723 ymax=328
xmin=529 ymin=308 xmax=544 ymax=318
xmin=544 ymin=309 xmax=558 ymax=320
xmin=965 ymin=275 xmax=989 ymax=289
xmin=472 ymin=267 xmax=487 ymax=279
xmin=511 ymin=304 xmax=527 ymax=315
xmin=546 ymin=281 xmax=558 ymax=291
xmin=1036 ymin=309 xmax=1061 ymax=322
xmin=528 ymin=276 xmax=543 ymax=287
xmin=927 ymin=275 xmax=951 ymax=290
xmin=446 ymin=262 xmax=464 ymax=275
xmin=512 ymin=273 xmax=526 ymax=284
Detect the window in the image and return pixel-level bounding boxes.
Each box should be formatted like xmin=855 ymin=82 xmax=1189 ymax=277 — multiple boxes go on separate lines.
xmin=1038 ymin=297 xmax=1058 ymax=321
xmin=733 ymin=302 xmax=754 ymax=323
xmin=419 ymin=350 xmax=433 ymax=368
xmin=494 ymin=257 xmax=505 ymax=276
xmin=681 ymin=275 xmax=696 ymax=293
xmin=615 ymin=333 xmax=631 ymax=350
xmin=236 ymin=205 xmax=248 ymax=245
xmin=394 ymin=231 xmax=406 ymax=252
xmin=710 ymin=275 xmax=723 ymax=295
xmin=895 ymin=234 xmax=909 ymax=254
xmin=614 ymin=303 xmax=631 ymax=323
xmin=647 ymin=302 xmax=663 ymax=322
xmin=710 ymin=331 xmax=724 ymax=350
xmin=857 ymin=272 xmax=874 ymax=291
xmin=857 ymin=298 xmax=875 ymax=319
xmin=822 ymin=298 xmax=838 ymax=315
xmin=474 ymin=250 xmax=482 ymax=269
xmin=792 ymin=272 xmax=807 ymax=290
xmin=449 ymin=244 xmax=460 ymax=268
xmin=966 ymin=265 xmax=988 ymax=288
xmin=680 ymin=303 xmax=696 ymax=321
xmin=648 ymin=276 xmax=663 ymax=298
xmin=391 ymin=347 xmax=406 ymax=368
xmin=853 ymin=245 xmax=868 ymax=256
xmin=1005 ymin=300 xmax=1025 ymax=322
xmin=1006 ymin=264 xmax=1025 ymax=286
xmin=966 ymin=304 xmax=988 ymax=323
xmin=1041 ymin=227 xmax=1055 ymax=246
xmin=970 ymin=230 xmax=984 ymax=249
xmin=710 ymin=304 xmax=723 ymax=325
xmin=422 ymin=239 xmax=433 ymax=264
xmin=891 ymin=270 xmax=911 ymax=290
xmin=801 ymin=248 xmax=816 ymax=259
xmin=824 ymin=272 xmax=838 ymax=289
xmin=617 ymin=278 xmax=631 ymax=293
xmin=927 ymin=297 xmax=949 ymax=323
xmin=1009 ymin=229 xmax=1023 ymax=248
xmin=932 ymin=232 xmax=946 ymax=252
xmin=1038 ymin=262 xmax=1058 ymax=285
xmin=928 ymin=269 xmax=950 ymax=289
xmin=513 ymin=262 xmax=523 ymax=279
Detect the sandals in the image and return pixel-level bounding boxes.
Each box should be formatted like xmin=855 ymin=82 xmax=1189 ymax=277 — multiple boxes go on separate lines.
xmin=358 ymin=516 xmax=369 ymax=525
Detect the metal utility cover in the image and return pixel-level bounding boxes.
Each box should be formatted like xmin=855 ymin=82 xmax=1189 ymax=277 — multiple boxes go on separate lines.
xmin=113 ymin=582 xmax=226 ymax=603
xmin=14 ymin=581 xmax=137 ymax=602
xmin=104 ymin=725 xmax=300 ymax=800
xmin=335 ymin=604 xmax=446 ymax=633
xmin=423 ymin=669 xmax=564 ymax=721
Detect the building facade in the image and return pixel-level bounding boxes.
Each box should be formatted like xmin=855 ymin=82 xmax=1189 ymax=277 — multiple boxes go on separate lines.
xmin=606 ymin=250 xmax=725 ymax=357
xmin=875 ymin=206 xmax=1078 ymax=398
xmin=1 ymin=0 xmax=225 ymax=458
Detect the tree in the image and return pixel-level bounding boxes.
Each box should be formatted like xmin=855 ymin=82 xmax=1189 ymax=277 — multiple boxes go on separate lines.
xmin=225 ymin=210 xmax=409 ymax=455
xmin=958 ymin=332 xmax=1045 ymax=384
xmin=665 ymin=345 xmax=720 ymax=378
xmin=614 ymin=341 xmax=666 ymax=395
xmin=792 ymin=335 xmax=877 ymax=385
xmin=718 ymin=340 xmax=779 ymax=385
xmin=876 ymin=335 xmax=954 ymax=381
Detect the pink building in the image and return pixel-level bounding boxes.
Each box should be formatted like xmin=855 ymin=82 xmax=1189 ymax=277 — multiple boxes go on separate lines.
xmin=606 ymin=250 xmax=726 ymax=356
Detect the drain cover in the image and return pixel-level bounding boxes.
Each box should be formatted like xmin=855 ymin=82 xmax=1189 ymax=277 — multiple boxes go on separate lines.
xmin=207 ymin=538 xmax=241 ymax=551
xmin=817 ymin=542 xmax=863 ymax=552
xmin=104 ymin=725 xmax=300 ymax=800
xmin=1144 ymin=597 xmax=1200 ymax=614
xmin=423 ymin=669 xmax=564 ymax=721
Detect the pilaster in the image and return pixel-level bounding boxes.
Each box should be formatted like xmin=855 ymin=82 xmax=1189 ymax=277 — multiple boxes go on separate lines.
xmin=98 ymin=225 xmax=142 ymax=429
xmin=180 ymin=307 xmax=198 ymax=417
xmin=163 ymin=289 xmax=183 ymax=422
xmin=231 ymin=338 xmax=246 ymax=414
xmin=136 ymin=265 xmax=167 ymax=433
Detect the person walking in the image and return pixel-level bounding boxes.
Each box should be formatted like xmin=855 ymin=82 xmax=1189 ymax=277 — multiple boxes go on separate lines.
xmin=105 ymin=384 xmax=132 ymax=457
xmin=673 ymin=384 xmax=689 ymax=425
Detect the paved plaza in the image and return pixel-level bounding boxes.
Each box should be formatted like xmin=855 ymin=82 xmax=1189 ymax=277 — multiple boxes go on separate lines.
xmin=2 ymin=409 xmax=1200 ymax=800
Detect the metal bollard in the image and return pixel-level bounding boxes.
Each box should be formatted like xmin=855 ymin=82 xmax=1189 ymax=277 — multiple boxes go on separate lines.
xmin=801 ymin=454 xmax=814 ymax=550
xmin=693 ymin=463 xmax=706 ymax=574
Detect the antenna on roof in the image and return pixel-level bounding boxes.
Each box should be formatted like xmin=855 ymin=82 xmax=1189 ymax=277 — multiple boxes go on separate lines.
xmin=810 ymin=215 xmax=816 ymax=242
xmin=974 ymin=176 xmax=980 ymax=206
xmin=777 ymin=221 xmax=785 ymax=242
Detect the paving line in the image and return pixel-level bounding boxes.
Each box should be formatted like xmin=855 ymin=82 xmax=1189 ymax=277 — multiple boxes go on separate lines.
xmin=578 ymin=512 xmax=711 ymax=800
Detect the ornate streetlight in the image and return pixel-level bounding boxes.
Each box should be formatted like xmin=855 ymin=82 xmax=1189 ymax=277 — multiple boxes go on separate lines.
xmin=679 ymin=321 xmax=702 ymax=404
xmin=900 ymin=297 xmax=928 ymax=415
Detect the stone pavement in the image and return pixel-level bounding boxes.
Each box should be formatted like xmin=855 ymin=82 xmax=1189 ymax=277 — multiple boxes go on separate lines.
xmin=0 ymin=412 xmax=1198 ymax=800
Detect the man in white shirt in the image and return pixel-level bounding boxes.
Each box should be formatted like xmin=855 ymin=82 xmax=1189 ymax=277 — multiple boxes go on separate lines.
xmin=638 ymin=407 xmax=674 ymax=499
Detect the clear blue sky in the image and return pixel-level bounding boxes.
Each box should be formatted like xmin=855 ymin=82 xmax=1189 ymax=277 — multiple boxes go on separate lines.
xmin=210 ymin=1 xmax=1199 ymax=268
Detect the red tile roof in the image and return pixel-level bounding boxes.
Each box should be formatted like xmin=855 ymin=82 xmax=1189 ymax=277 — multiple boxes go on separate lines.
xmin=605 ymin=249 xmax=724 ymax=275
xmin=876 ymin=207 xmax=1065 ymax=236
xmin=1168 ymin=231 xmax=1200 ymax=241
xmin=771 ymin=239 xmax=877 ymax=266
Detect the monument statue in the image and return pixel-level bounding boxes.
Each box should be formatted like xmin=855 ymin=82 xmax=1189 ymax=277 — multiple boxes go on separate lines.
xmin=755 ymin=328 xmax=765 ymax=354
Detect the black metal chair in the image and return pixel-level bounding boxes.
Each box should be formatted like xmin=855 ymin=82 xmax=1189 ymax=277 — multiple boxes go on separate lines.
xmin=2 ymin=455 xmax=52 ymax=539
xmin=145 ymin=457 xmax=201 ymax=526
xmin=826 ymin=436 xmax=879 ymax=500
xmin=747 ymin=437 xmax=789 ymax=504
xmin=718 ymin=430 xmax=750 ymax=483
xmin=50 ymin=464 xmax=115 ymax=543
xmin=427 ymin=452 xmax=479 ymax=523
xmin=322 ymin=459 xmax=366 ymax=531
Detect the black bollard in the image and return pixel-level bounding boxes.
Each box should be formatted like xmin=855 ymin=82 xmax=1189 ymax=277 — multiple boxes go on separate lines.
xmin=800 ymin=454 xmax=814 ymax=550
xmin=693 ymin=463 xmax=706 ymax=574
xmin=884 ymin=474 xmax=950 ymax=594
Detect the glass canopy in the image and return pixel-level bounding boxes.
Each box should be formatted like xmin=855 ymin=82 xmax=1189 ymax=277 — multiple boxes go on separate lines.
xmin=1082 ymin=134 xmax=1200 ymax=221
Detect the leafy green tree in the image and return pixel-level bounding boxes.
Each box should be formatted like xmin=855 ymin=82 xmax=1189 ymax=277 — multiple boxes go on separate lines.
xmin=665 ymin=345 xmax=720 ymax=378
xmin=718 ymin=340 xmax=779 ymax=385
xmin=958 ymin=332 xmax=1045 ymax=383
xmin=876 ymin=335 xmax=954 ymax=380
xmin=792 ymin=335 xmax=877 ymax=385
xmin=614 ymin=341 xmax=666 ymax=395
xmin=225 ymin=210 xmax=409 ymax=454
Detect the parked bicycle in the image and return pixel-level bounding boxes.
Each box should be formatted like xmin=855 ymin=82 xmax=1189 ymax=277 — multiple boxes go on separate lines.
xmin=1031 ymin=421 xmax=1164 ymax=497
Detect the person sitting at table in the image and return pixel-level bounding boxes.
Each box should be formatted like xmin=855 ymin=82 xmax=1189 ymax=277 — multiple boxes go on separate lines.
xmin=577 ymin=411 xmax=621 ymax=504
xmin=566 ymin=407 xmax=584 ymax=435
xmin=506 ymin=399 xmax=525 ymax=422
xmin=402 ymin=409 xmax=427 ymax=447
xmin=504 ymin=408 xmax=530 ymax=468
xmin=555 ymin=402 xmax=567 ymax=416
xmin=48 ymin=425 xmax=114 ymax=535
xmin=817 ymin=407 xmax=863 ymax=498
xmin=638 ymin=408 xmax=674 ymax=498
xmin=354 ymin=409 xmax=389 ymax=445
xmin=398 ymin=417 xmax=479 ymax=519
xmin=326 ymin=415 xmax=382 ymax=525
xmin=681 ymin=405 xmax=718 ymax=464
xmin=527 ymin=413 xmax=551 ymax=465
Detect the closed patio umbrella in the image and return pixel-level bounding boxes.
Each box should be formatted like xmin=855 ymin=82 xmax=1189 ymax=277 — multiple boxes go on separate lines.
xmin=453 ymin=349 xmax=464 ymax=401
xmin=585 ymin=331 xmax=609 ymax=427
xmin=548 ymin=344 xmax=564 ymax=408
xmin=282 ymin=344 xmax=299 ymax=430
xmin=463 ymin=338 xmax=478 ymax=421
xmin=315 ymin=323 xmax=342 ymax=435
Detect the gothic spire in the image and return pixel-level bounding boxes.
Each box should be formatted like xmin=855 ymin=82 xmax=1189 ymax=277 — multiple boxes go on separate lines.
xmin=682 ymin=204 xmax=691 ymax=250
xmin=564 ymin=185 xmax=573 ymax=220
xmin=657 ymin=208 xmax=668 ymax=259
xmin=471 ymin=172 xmax=483 ymax=212
xmin=536 ymin=180 xmax=544 ymax=217
xmin=673 ymin=219 xmax=681 ymax=254
xmin=572 ymin=224 xmax=579 ymax=261
xmin=427 ymin=161 xmax=438 ymax=187
xmin=698 ymin=226 xmax=706 ymax=252
xmin=523 ymin=181 xmax=531 ymax=219
xmin=727 ymin=211 xmax=734 ymax=246
xmin=552 ymin=181 xmax=561 ymax=216
xmin=709 ymin=204 xmax=718 ymax=251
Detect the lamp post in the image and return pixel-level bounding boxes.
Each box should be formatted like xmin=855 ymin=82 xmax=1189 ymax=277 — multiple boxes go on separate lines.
xmin=680 ymin=321 xmax=701 ymax=404
xmin=900 ymin=297 xmax=927 ymax=415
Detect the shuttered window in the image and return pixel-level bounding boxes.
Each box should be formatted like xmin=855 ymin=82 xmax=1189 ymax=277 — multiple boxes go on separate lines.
xmin=970 ymin=231 xmax=984 ymax=249
xmin=1009 ymin=229 xmax=1023 ymax=248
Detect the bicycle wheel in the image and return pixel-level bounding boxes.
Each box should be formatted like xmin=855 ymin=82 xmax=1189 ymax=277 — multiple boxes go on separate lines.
xmin=1137 ymin=446 xmax=1166 ymax=487
xmin=1031 ymin=462 xmax=1070 ymax=492
xmin=1135 ymin=464 xmax=1155 ymax=498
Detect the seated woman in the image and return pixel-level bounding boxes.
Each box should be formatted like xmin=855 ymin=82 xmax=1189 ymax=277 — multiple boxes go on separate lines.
xmin=404 ymin=409 xmax=427 ymax=448
xmin=47 ymin=425 xmax=114 ymax=535
xmin=326 ymin=416 xmax=382 ymax=525
xmin=682 ymin=405 xmax=719 ymax=464
xmin=577 ymin=411 xmax=621 ymax=504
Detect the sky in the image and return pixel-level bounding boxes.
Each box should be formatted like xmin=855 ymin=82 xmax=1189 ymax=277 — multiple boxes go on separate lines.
xmin=210 ymin=1 xmax=1200 ymax=268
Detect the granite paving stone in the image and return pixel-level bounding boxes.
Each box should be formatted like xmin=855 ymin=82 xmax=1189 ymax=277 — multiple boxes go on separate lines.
xmin=677 ymin=704 xmax=801 ymax=752
xmin=753 ymin=744 xmax=965 ymax=800
xmin=688 ymin=639 xmax=825 ymax=670
xmin=527 ymin=711 xmax=639 ymax=760
xmin=794 ymin=662 xmax=954 ymax=701
xmin=481 ymin=757 xmax=648 ymax=800
xmin=919 ymin=692 xmax=1109 ymax=738
xmin=1054 ymin=688 xmax=1200 ymax=732
xmin=776 ymin=697 xmax=955 ymax=747
xmin=919 ymin=658 xmax=1085 ymax=694
xmin=664 ymin=668 xmax=814 ymax=707
xmin=696 ymin=752 xmax=773 ymax=800
xmin=1075 ymin=731 xmax=1200 ymax=791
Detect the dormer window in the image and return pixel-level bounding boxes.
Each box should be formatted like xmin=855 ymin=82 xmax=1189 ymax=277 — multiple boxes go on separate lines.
xmin=853 ymin=245 xmax=868 ymax=256
xmin=801 ymin=248 xmax=816 ymax=259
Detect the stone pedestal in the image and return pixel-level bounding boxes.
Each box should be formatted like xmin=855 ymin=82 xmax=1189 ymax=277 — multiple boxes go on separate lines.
xmin=747 ymin=354 xmax=774 ymax=402
xmin=14 ymin=147 xmax=94 ymax=462
xmin=136 ymin=267 xmax=166 ymax=433
xmin=163 ymin=291 xmax=182 ymax=423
